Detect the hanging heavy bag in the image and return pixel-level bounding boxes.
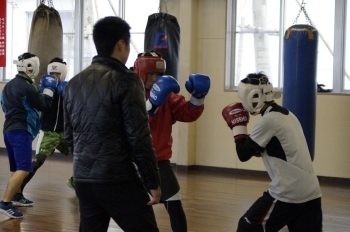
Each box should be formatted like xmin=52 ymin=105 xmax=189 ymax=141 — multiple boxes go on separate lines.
xmin=144 ymin=13 xmax=180 ymax=80
xmin=28 ymin=0 xmax=63 ymax=85
xmin=282 ymin=2 xmax=318 ymax=161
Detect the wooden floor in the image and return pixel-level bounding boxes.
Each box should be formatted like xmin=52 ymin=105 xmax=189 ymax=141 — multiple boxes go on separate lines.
xmin=0 ymin=153 xmax=349 ymax=232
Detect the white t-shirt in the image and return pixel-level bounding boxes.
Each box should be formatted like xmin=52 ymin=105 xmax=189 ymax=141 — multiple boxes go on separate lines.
xmin=250 ymin=105 xmax=322 ymax=203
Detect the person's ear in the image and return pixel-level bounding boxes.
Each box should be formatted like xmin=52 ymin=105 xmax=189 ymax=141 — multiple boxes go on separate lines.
xmin=116 ymin=40 xmax=126 ymax=51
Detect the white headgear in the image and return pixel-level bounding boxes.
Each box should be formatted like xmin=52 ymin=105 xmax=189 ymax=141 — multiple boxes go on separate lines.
xmin=13 ymin=53 xmax=40 ymax=79
xmin=238 ymin=73 xmax=281 ymax=116
xmin=47 ymin=61 xmax=67 ymax=82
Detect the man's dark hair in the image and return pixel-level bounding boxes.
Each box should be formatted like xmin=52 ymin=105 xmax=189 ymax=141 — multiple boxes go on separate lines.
xmin=18 ymin=52 xmax=36 ymax=61
xmin=242 ymin=71 xmax=270 ymax=85
xmin=93 ymin=16 xmax=131 ymax=57
xmin=49 ymin=57 xmax=66 ymax=65
xmin=137 ymin=50 xmax=163 ymax=58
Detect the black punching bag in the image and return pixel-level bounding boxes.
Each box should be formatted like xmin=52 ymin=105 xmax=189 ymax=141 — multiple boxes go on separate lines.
xmin=144 ymin=13 xmax=180 ymax=79
xmin=283 ymin=24 xmax=318 ymax=160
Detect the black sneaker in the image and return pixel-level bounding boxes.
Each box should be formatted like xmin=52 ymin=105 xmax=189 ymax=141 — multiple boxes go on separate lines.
xmin=12 ymin=194 xmax=34 ymax=207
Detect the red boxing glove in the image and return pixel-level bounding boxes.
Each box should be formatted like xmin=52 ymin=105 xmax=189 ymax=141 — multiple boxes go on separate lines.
xmin=222 ymin=102 xmax=250 ymax=137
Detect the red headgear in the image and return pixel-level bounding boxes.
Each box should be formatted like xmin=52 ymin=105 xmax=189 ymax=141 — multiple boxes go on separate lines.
xmin=133 ymin=52 xmax=166 ymax=84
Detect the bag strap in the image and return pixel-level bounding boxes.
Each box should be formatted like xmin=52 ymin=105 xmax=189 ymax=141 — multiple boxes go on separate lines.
xmin=40 ymin=0 xmax=54 ymax=8
xmin=158 ymin=0 xmax=168 ymax=13
xmin=293 ymin=0 xmax=312 ymax=25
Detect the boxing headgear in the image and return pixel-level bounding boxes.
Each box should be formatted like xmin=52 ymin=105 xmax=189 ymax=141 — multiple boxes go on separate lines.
xmin=238 ymin=73 xmax=281 ymax=116
xmin=47 ymin=57 xmax=67 ymax=82
xmin=13 ymin=52 xmax=40 ymax=79
xmin=133 ymin=51 xmax=166 ymax=84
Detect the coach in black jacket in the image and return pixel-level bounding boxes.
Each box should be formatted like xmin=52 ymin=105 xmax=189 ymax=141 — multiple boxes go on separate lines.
xmin=63 ymin=16 xmax=161 ymax=232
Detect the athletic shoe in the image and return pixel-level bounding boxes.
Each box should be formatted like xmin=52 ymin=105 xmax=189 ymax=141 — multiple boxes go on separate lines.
xmin=66 ymin=176 xmax=75 ymax=190
xmin=0 ymin=201 xmax=23 ymax=219
xmin=12 ymin=194 xmax=34 ymax=207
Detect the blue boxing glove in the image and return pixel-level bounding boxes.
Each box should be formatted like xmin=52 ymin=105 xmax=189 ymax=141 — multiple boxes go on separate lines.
xmin=146 ymin=75 xmax=180 ymax=114
xmin=41 ymin=74 xmax=58 ymax=97
xmin=57 ymin=81 xmax=68 ymax=96
xmin=37 ymin=83 xmax=43 ymax=93
xmin=37 ymin=77 xmax=44 ymax=93
xmin=185 ymin=73 xmax=211 ymax=106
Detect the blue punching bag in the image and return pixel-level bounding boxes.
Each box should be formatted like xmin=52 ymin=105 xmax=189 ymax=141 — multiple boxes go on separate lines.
xmin=283 ymin=24 xmax=318 ymax=160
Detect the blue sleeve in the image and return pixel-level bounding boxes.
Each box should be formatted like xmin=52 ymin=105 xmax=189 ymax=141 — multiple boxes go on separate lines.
xmin=0 ymin=93 xmax=5 ymax=113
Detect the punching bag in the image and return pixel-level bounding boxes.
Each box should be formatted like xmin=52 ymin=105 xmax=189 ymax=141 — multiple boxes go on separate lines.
xmin=28 ymin=1 xmax=63 ymax=85
xmin=282 ymin=24 xmax=318 ymax=160
xmin=144 ymin=13 xmax=180 ymax=79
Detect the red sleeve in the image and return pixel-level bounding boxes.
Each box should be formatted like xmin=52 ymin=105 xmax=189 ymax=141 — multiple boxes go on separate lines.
xmin=146 ymin=92 xmax=204 ymax=161
xmin=168 ymin=93 xmax=204 ymax=122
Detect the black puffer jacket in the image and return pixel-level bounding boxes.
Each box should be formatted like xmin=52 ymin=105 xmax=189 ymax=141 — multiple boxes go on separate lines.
xmin=63 ymin=56 xmax=160 ymax=190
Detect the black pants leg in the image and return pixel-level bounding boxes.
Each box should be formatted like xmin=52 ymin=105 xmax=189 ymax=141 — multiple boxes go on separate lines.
xmin=287 ymin=198 xmax=322 ymax=232
xmin=237 ymin=191 xmax=322 ymax=232
xmin=164 ymin=200 xmax=187 ymax=232
xmin=21 ymin=153 xmax=47 ymax=192
xmin=76 ymin=180 xmax=159 ymax=232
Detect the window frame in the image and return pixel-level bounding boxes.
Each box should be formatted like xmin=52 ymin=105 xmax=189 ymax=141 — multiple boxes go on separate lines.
xmin=225 ymin=0 xmax=349 ymax=94
xmin=0 ymin=0 xmax=129 ymax=81
xmin=74 ymin=0 xmax=126 ymax=75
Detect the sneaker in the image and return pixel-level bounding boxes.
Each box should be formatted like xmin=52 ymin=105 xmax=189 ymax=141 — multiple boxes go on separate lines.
xmin=66 ymin=176 xmax=75 ymax=190
xmin=12 ymin=194 xmax=33 ymax=207
xmin=0 ymin=201 xmax=23 ymax=219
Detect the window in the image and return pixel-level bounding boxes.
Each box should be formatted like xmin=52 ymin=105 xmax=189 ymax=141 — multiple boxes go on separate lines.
xmin=225 ymin=0 xmax=349 ymax=93
xmin=1 ymin=0 xmax=160 ymax=81
xmin=125 ymin=0 xmax=159 ymax=68
xmin=232 ymin=0 xmax=281 ymax=88
xmin=1 ymin=0 xmax=75 ymax=81
xmin=1 ymin=0 xmax=37 ymax=81
xmin=284 ymin=0 xmax=335 ymax=89
xmin=60 ymin=10 xmax=76 ymax=82
xmin=344 ymin=1 xmax=350 ymax=90
xmin=82 ymin=0 xmax=159 ymax=70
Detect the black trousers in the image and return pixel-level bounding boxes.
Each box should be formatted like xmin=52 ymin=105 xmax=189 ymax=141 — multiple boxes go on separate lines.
xmin=158 ymin=160 xmax=180 ymax=201
xmin=75 ymin=180 xmax=159 ymax=232
xmin=237 ymin=191 xmax=322 ymax=232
